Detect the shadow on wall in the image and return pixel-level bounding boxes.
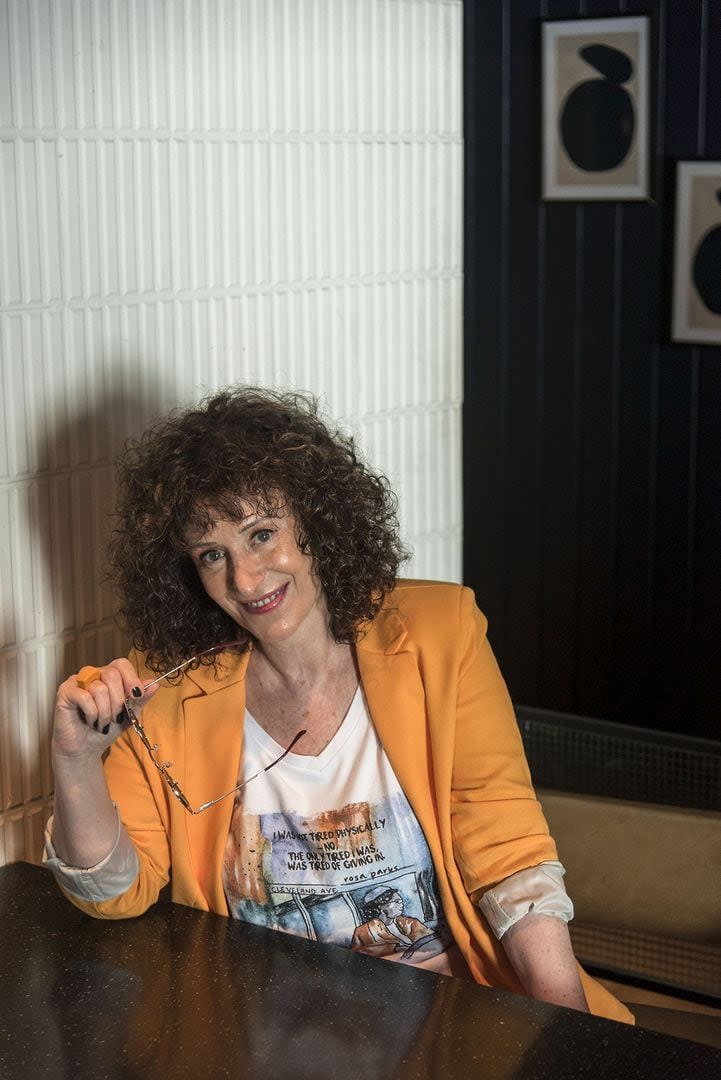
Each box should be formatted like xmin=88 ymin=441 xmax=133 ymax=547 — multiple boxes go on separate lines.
xmin=35 ymin=367 xmax=172 ymax=673
xmin=2 ymin=367 xmax=172 ymax=861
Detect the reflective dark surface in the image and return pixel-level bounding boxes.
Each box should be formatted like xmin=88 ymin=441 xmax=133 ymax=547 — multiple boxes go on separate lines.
xmin=2 ymin=863 xmax=720 ymax=1079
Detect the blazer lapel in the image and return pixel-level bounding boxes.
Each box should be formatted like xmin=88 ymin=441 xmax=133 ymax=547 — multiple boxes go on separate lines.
xmin=180 ymin=651 xmax=251 ymax=908
xmin=356 ymin=611 xmax=440 ymax=856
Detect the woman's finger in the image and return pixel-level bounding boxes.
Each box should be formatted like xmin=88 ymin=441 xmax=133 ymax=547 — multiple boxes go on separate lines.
xmin=76 ymin=667 xmax=103 ymax=691
xmin=76 ymin=660 xmax=151 ymax=703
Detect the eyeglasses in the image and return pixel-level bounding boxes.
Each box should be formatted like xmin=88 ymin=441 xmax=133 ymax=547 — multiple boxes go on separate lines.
xmin=122 ymin=642 xmax=306 ymax=815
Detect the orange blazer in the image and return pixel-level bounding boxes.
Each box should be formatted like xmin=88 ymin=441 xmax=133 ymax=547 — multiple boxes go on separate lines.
xmin=69 ymin=580 xmax=632 ymax=1024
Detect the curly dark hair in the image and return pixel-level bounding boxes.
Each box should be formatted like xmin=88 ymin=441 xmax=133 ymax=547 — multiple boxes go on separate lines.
xmin=108 ymin=386 xmax=409 ymax=673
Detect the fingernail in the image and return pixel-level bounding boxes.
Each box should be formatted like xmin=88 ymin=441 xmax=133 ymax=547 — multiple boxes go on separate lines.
xmin=93 ymin=718 xmax=100 ymax=731
xmin=131 ymin=686 xmax=142 ymax=698
xmin=116 ymin=711 xmax=126 ymax=725
xmin=102 ymin=723 xmax=111 ymax=735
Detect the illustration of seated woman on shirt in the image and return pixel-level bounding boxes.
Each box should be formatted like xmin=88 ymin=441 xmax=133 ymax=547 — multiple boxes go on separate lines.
xmin=351 ymin=884 xmax=446 ymax=962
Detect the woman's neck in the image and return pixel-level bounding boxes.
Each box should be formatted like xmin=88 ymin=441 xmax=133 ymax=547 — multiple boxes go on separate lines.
xmin=251 ymin=634 xmax=354 ymax=693
xmin=246 ymin=634 xmax=359 ymax=756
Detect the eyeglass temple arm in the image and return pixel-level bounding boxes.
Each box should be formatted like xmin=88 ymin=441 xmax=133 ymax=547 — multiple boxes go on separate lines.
xmin=75 ymin=641 xmax=246 ymax=697
xmin=191 ymin=728 xmax=307 ymax=814
xmin=138 ymin=640 xmax=247 ymax=694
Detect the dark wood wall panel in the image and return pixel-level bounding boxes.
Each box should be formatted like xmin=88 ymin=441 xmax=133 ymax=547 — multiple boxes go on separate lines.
xmin=574 ymin=203 xmax=618 ymax=717
xmin=464 ymin=1 xmax=721 ymax=740
xmin=505 ymin=6 xmax=545 ymax=702
xmin=464 ymin=0 xmax=505 ymax=666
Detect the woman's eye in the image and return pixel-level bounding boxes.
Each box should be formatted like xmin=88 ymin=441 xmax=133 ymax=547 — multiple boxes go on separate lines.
xmin=199 ymin=549 xmax=224 ymax=566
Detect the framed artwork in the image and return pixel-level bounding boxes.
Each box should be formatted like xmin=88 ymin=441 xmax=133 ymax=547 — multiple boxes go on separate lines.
xmin=672 ymin=162 xmax=721 ymax=345
xmin=542 ymin=16 xmax=651 ymax=200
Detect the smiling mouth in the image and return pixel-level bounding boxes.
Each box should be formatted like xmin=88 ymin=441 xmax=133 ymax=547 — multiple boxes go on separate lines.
xmin=243 ymin=584 xmax=287 ymax=612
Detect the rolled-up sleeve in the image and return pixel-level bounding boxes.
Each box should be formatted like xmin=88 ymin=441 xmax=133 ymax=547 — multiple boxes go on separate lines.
xmin=477 ymin=861 xmax=574 ymax=939
xmin=43 ymin=804 xmax=140 ymax=902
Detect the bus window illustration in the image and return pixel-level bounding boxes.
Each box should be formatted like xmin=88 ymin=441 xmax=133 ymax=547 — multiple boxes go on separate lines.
xmin=692 ymin=191 xmax=721 ymax=315
xmin=351 ymin=885 xmax=444 ymax=962
xmin=560 ymin=44 xmax=635 ymax=172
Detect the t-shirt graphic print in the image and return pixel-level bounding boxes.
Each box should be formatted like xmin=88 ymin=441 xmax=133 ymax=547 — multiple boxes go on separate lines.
xmin=222 ymin=688 xmax=459 ymax=974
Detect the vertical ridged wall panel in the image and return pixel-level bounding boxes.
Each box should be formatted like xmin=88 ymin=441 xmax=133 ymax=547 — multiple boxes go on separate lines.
xmin=0 ymin=0 xmax=463 ymax=864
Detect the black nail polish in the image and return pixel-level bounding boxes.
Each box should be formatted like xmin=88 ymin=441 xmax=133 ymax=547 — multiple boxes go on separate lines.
xmin=102 ymin=723 xmax=111 ymax=735
xmin=93 ymin=718 xmax=100 ymax=731
xmin=116 ymin=711 xmax=126 ymax=725
xmin=131 ymin=686 xmax=142 ymax=698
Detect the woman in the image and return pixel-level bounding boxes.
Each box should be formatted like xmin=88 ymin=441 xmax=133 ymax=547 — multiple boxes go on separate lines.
xmin=47 ymin=387 xmax=631 ymax=1023
xmin=351 ymin=885 xmax=442 ymax=961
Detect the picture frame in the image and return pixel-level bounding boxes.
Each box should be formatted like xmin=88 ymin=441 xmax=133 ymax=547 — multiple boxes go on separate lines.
xmin=542 ymin=16 xmax=651 ymax=201
xmin=672 ymin=162 xmax=721 ymax=345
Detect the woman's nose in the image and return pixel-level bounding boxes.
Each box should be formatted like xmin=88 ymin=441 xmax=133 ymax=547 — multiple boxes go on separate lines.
xmin=227 ymin=558 xmax=264 ymax=597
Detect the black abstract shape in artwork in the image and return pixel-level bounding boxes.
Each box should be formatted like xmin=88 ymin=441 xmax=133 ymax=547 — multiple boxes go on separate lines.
xmin=560 ymin=43 xmax=635 ymax=172
xmin=692 ymin=189 xmax=721 ymax=315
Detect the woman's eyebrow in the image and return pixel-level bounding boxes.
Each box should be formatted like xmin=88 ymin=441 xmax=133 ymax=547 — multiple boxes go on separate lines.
xmin=239 ymin=514 xmax=279 ymax=533
xmin=187 ymin=515 xmax=275 ymax=548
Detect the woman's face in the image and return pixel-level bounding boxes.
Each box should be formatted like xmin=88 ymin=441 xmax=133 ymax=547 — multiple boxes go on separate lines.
xmin=185 ymin=504 xmax=327 ymax=650
xmin=378 ymin=893 xmax=404 ymax=922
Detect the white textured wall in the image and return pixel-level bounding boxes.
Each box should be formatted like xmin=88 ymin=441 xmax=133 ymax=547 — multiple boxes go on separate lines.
xmin=0 ymin=0 xmax=462 ymax=865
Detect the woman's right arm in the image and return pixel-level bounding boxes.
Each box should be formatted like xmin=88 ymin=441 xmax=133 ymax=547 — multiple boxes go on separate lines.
xmin=51 ymin=659 xmax=156 ymax=868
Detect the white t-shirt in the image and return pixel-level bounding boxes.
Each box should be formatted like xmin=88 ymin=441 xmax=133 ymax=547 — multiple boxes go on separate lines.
xmin=222 ymin=686 xmax=468 ymax=976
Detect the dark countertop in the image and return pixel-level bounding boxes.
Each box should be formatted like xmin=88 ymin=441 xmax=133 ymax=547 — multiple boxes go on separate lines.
xmin=2 ymin=862 xmax=720 ymax=1079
